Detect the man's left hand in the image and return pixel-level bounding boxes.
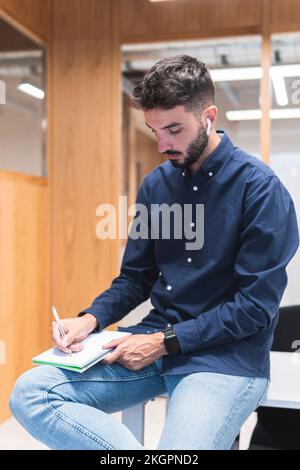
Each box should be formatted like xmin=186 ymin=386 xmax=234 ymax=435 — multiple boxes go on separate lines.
xmin=102 ymin=333 xmax=166 ymax=371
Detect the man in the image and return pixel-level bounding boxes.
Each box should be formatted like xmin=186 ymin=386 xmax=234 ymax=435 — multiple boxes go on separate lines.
xmin=10 ymin=55 xmax=299 ymax=450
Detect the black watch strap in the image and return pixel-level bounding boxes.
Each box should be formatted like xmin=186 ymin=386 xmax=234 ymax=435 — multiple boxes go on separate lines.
xmin=163 ymin=327 xmax=181 ymax=355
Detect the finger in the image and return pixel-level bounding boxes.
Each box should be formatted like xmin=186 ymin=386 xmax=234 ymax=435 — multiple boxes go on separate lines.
xmin=51 ymin=322 xmax=73 ymax=353
xmin=61 ymin=332 xmax=77 ymax=349
xmin=51 ymin=321 xmax=66 ymax=348
xmin=56 ymin=343 xmax=73 ymax=354
xmin=102 ymin=337 xmax=128 ymax=349
xmin=69 ymin=342 xmax=83 ymax=353
xmin=103 ymin=348 xmax=121 ymax=365
xmin=56 ymin=342 xmax=73 ymax=354
xmin=60 ymin=319 xmax=69 ymax=334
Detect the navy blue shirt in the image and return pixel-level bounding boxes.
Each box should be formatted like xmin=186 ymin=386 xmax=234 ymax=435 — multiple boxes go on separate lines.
xmin=80 ymin=131 xmax=299 ymax=379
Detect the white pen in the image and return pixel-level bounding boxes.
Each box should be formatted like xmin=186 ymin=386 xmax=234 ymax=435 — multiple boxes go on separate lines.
xmin=51 ymin=304 xmax=72 ymax=356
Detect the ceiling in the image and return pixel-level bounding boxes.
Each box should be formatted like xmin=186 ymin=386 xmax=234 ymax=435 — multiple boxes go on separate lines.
xmin=122 ymin=34 xmax=300 ymax=76
xmin=121 ymin=34 xmax=300 ymax=120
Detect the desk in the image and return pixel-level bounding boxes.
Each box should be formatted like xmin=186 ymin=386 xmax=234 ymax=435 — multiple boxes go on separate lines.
xmin=122 ymin=351 xmax=300 ymax=444
xmin=261 ymin=351 xmax=300 ymax=409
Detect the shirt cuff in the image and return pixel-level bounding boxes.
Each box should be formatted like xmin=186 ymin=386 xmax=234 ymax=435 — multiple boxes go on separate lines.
xmin=77 ymin=311 xmax=100 ymax=331
xmin=173 ymin=318 xmax=201 ymax=354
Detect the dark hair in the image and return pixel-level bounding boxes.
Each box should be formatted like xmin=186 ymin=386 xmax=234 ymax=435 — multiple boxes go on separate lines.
xmin=131 ymin=55 xmax=215 ymax=112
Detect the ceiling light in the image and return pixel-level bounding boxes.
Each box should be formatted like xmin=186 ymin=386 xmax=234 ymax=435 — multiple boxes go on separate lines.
xmin=271 ymin=64 xmax=300 ymax=77
xmin=226 ymin=108 xmax=300 ymax=120
xmin=271 ymin=72 xmax=288 ymax=106
xmin=270 ymin=108 xmax=300 ymax=119
xmin=226 ymin=109 xmax=262 ymax=121
xmin=210 ymin=64 xmax=300 ymax=82
xmin=211 ymin=67 xmax=262 ymax=82
xmin=17 ymin=82 xmax=44 ymax=99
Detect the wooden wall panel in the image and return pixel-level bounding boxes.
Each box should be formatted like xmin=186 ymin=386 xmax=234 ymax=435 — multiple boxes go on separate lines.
xmin=271 ymin=0 xmax=300 ymax=32
xmin=49 ymin=0 xmax=121 ymax=318
xmin=52 ymin=0 xmax=111 ymax=41
xmin=0 ymin=0 xmax=50 ymax=43
xmin=260 ymin=0 xmax=272 ymax=165
xmin=117 ymin=0 xmax=263 ymax=43
xmin=126 ymin=107 xmax=163 ymax=209
xmin=0 ymin=171 xmax=49 ymax=422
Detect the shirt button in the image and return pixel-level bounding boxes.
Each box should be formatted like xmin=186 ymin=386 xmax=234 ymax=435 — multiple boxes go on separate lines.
xmin=208 ymin=171 xmax=213 ymax=177
xmin=187 ymin=257 xmax=192 ymax=263
xmin=167 ymin=323 xmax=172 ymax=328
xmin=166 ymin=285 xmax=172 ymax=291
xmin=182 ymin=172 xmax=185 ymax=176
xmin=190 ymin=222 xmax=195 ymax=227
xmin=147 ymin=330 xmax=150 ymax=334
xmin=193 ymin=186 xmax=198 ymax=191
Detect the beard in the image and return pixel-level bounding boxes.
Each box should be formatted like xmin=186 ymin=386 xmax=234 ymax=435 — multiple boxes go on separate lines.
xmin=166 ymin=124 xmax=209 ymax=170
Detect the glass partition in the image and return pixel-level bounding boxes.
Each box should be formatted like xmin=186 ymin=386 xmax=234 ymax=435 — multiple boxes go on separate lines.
xmin=0 ymin=18 xmax=46 ymax=176
xmin=270 ymin=32 xmax=300 ymax=305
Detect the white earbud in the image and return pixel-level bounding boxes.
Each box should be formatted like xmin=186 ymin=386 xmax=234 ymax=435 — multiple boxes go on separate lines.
xmin=206 ymin=118 xmax=212 ymax=136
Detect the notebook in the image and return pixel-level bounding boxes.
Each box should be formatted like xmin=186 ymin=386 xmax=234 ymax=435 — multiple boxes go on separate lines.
xmin=32 ymin=330 xmax=131 ymax=373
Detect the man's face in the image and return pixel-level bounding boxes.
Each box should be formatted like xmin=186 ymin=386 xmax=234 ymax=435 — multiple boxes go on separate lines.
xmin=144 ymin=105 xmax=208 ymax=170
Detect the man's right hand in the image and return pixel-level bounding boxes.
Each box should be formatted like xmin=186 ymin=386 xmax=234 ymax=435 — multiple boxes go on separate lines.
xmin=51 ymin=314 xmax=98 ymax=353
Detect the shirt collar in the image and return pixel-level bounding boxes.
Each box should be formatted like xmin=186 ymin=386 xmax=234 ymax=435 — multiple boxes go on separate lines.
xmin=181 ymin=130 xmax=233 ymax=179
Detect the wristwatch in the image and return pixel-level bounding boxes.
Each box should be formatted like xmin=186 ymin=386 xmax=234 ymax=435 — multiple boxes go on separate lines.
xmin=163 ymin=326 xmax=181 ymax=355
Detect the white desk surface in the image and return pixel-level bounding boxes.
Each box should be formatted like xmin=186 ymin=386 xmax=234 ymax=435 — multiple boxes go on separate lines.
xmin=262 ymin=351 xmax=300 ymax=409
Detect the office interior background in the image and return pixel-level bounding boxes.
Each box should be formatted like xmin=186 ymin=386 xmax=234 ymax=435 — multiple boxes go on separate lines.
xmin=0 ymin=0 xmax=299 ymax=449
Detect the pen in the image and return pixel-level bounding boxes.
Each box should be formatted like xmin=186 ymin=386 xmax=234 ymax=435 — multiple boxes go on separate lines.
xmin=51 ymin=304 xmax=72 ymax=356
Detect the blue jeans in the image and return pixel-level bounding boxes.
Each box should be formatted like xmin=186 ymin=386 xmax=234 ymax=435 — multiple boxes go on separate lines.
xmin=9 ymin=359 xmax=268 ymax=450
